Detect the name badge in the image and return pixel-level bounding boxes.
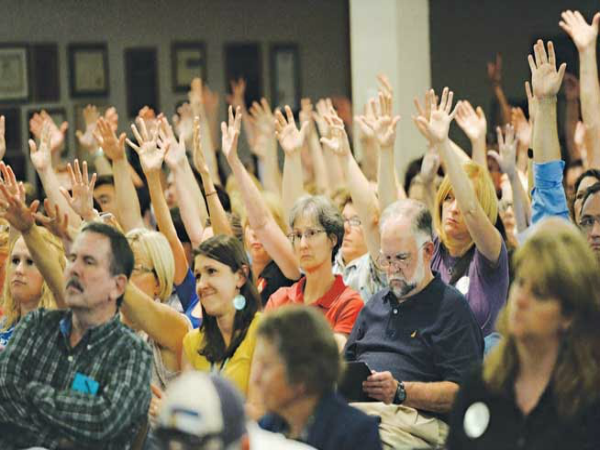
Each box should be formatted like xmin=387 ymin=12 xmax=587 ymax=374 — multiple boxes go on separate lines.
xmin=72 ymin=372 xmax=100 ymax=396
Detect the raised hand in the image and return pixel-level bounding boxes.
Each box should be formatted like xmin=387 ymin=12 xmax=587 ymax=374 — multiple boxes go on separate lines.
xmin=0 ymin=115 xmax=5 ymax=160
xmin=487 ymin=53 xmax=503 ymax=86
xmin=355 ymin=98 xmax=377 ymax=140
xmin=93 ymin=117 xmax=127 ymax=161
xmin=415 ymin=87 xmax=459 ymax=144
xmin=455 ymin=100 xmax=487 ymax=143
xmin=0 ymin=162 xmax=24 ymax=203
xmin=420 ymin=149 xmax=441 ymax=185
xmin=248 ymin=98 xmax=275 ymax=158
xmin=137 ymin=106 xmax=158 ymax=135
xmin=0 ymin=184 xmax=39 ymax=233
xmin=59 ymin=159 xmax=97 ymax=221
xmin=412 ymin=89 xmax=436 ymax=144
xmin=104 ymin=107 xmax=119 ymax=131
xmin=188 ymin=78 xmax=204 ymax=114
xmin=377 ymin=73 xmax=393 ymax=96
xmin=193 ymin=117 xmax=209 ymax=175
xmin=313 ymin=98 xmax=333 ymax=138
xmin=320 ymin=109 xmax=351 ymax=158
xmin=172 ymin=102 xmax=194 ymax=145
xmin=126 ymin=119 xmax=164 ymax=174
xmin=29 ymin=110 xmax=68 ymax=154
xmin=29 ymin=121 xmax=53 ymax=173
xmin=274 ymin=105 xmax=309 ymax=155
xmin=524 ymin=81 xmax=538 ymax=123
xmin=488 ymin=125 xmax=518 ymax=178
xmin=158 ymin=117 xmax=187 ymax=170
xmin=299 ymin=98 xmax=315 ymax=135
xmin=559 ymin=10 xmax=600 ymax=52
xmin=511 ymin=107 xmax=532 ymax=150
xmin=75 ymin=104 xmax=100 ymax=152
xmin=528 ymin=40 xmax=567 ymax=100
xmin=226 ymin=78 xmax=247 ymax=108
xmin=221 ymin=106 xmax=242 ymax=163
xmin=33 ymin=198 xmax=73 ymax=243
xmin=355 ymin=92 xmax=400 ymax=148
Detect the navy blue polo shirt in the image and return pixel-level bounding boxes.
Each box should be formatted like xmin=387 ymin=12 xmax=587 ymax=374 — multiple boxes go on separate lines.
xmin=344 ymin=273 xmax=483 ymax=385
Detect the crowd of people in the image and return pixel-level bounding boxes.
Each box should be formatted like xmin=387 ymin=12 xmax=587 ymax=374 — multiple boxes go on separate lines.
xmin=0 ymin=8 xmax=599 ymax=450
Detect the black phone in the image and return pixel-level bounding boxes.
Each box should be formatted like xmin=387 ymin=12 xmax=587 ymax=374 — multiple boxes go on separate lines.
xmin=338 ymin=361 xmax=377 ymax=403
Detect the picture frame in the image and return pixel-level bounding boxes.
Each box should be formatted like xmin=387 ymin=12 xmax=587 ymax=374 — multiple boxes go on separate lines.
xmin=172 ymin=41 xmax=207 ymax=92
xmin=125 ymin=47 xmax=159 ymax=118
xmin=68 ymin=43 xmax=109 ymax=97
xmin=31 ymin=43 xmax=60 ymax=102
xmin=224 ymin=42 xmax=262 ymax=107
xmin=0 ymin=45 xmax=29 ymax=102
xmin=270 ymin=44 xmax=300 ymax=110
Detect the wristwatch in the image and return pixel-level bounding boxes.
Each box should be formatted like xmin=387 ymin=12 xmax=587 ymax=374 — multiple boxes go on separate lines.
xmin=393 ymin=380 xmax=406 ymax=405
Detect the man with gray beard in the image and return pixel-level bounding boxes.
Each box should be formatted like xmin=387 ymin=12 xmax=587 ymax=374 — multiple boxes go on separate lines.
xmin=343 ymin=199 xmax=483 ymax=450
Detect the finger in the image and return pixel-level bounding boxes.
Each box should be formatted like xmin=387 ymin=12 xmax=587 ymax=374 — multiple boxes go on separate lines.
xmin=284 ymin=105 xmax=295 ymax=126
xmin=228 ymin=105 xmax=234 ymax=127
xmin=525 ymin=81 xmax=533 ymax=100
xmin=131 ymin=124 xmax=144 ymax=145
xmin=557 ymin=62 xmax=567 ymax=84
xmin=547 ymin=41 xmax=556 ymax=67
xmin=446 ymin=91 xmax=454 ymax=114
xmin=414 ymin=97 xmax=424 ymax=117
xmin=487 ymin=150 xmax=501 ymax=165
xmin=496 ymin=126 xmax=505 ymax=148
xmin=82 ymin=161 xmax=89 ymax=185
xmin=89 ymin=172 xmax=97 ymax=192
xmin=28 ymin=139 xmax=37 ymax=155
xmin=440 ymin=87 xmax=449 ymax=111
xmin=125 ymin=138 xmax=141 ymax=153
xmin=234 ymin=106 xmax=242 ymax=132
xmin=59 ymin=187 xmax=73 ymax=204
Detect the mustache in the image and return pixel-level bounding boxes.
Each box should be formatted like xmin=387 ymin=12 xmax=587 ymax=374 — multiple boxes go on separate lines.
xmin=66 ymin=278 xmax=84 ymax=291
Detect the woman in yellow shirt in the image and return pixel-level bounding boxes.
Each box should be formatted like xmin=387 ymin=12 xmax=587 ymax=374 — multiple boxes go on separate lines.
xmin=182 ymin=235 xmax=263 ymax=415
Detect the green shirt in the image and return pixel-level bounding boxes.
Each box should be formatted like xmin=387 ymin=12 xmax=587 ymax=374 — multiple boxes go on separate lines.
xmin=0 ymin=308 xmax=152 ymax=449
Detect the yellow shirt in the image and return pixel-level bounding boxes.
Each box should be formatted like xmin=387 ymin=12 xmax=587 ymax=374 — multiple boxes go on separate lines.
xmin=183 ymin=312 xmax=261 ymax=396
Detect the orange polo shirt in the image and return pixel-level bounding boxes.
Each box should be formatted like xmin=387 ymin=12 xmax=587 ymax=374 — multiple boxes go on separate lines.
xmin=265 ymin=275 xmax=364 ymax=334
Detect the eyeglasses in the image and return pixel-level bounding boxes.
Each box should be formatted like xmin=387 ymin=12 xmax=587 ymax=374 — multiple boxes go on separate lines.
xmin=288 ymin=228 xmax=326 ymax=244
xmin=377 ymin=243 xmax=429 ymax=270
xmin=343 ymin=217 xmax=362 ymax=228
xmin=578 ymin=215 xmax=600 ymax=233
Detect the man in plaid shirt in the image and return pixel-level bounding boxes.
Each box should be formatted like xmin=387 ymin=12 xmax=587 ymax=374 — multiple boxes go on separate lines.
xmin=0 ymin=222 xmax=152 ymax=449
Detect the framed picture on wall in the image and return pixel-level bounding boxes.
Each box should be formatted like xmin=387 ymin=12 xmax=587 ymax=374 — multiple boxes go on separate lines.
xmin=0 ymin=45 xmax=29 ymax=102
xmin=31 ymin=43 xmax=60 ymax=102
xmin=172 ymin=42 xmax=206 ymax=92
xmin=125 ymin=48 xmax=159 ymax=117
xmin=68 ymin=43 xmax=109 ymax=97
xmin=225 ymin=43 xmax=262 ymax=107
xmin=270 ymin=44 xmax=300 ymax=110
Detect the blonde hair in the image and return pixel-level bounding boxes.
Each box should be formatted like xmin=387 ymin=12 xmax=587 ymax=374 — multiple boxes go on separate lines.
xmin=126 ymin=228 xmax=174 ymax=302
xmin=433 ymin=162 xmax=498 ymax=255
xmin=484 ymin=220 xmax=600 ymax=418
xmin=1 ymin=228 xmax=65 ymax=330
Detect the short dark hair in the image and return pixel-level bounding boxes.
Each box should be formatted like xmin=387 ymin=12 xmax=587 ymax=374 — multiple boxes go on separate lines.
xmin=574 ymin=169 xmax=600 ymax=196
xmin=94 ymin=174 xmax=115 ymax=189
xmin=580 ymin=182 xmax=600 ymax=219
xmin=193 ymin=235 xmax=261 ymax=363
xmin=257 ymin=305 xmax=342 ymax=396
xmin=80 ymin=222 xmax=134 ymax=308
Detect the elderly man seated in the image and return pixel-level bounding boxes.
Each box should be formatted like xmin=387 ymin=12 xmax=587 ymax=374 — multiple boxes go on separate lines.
xmin=344 ymin=200 xmax=483 ymax=449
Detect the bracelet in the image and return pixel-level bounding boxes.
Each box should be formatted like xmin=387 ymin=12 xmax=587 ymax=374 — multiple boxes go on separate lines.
xmin=205 ymin=191 xmax=218 ymax=197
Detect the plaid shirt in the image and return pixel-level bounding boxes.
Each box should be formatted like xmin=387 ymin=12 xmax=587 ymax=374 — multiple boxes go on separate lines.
xmin=0 ymin=308 xmax=152 ymax=449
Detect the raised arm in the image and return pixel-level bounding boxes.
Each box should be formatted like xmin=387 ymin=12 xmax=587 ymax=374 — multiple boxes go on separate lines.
xmin=223 ymin=107 xmax=300 ymax=280
xmin=59 ymin=160 xmax=99 ymax=223
xmin=417 ymin=87 xmax=502 ymax=263
xmin=127 ymin=120 xmax=189 ymax=285
xmin=94 ymin=117 xmax=144 ymax=231
xmin=314 ymin=98 xmax=346 ymax=187
xmin=563 ymin=74 xmax=581 ymax=162
xmin=276 ymin=106 xmax=309 ymax=221
xmin=193 ymin=116 xmax=231 ymax=237
xmin=248 ymin=99 xmax=281 ymax=195
xmin=227 ymin=78 xmax=256 ymax=150
xmin=300 ymin=98 xmax=329 ymax=194
xmin=560 ymin=10 xmax=600 ymax=169
xmin=0 ymin=182 xmax=65 ymax=309
xmin=455 ymin=100 xmax=488 ymax=168
xmin=29 ymin=121 xmax=82 ymax=228
xmin=0 ymin=115 xmax=6 ymax=161
xmin=419 ymin=147 xmax=441 ymax=214
xmin=510 ymin=107 xmax=532 ymax=173
xmin=487 ymin=54 xmax=512 ymax=126
xmin=322 ymin=112 xmax=381 ymax=262
xmin=488 ymin=125 xmax=532 ymax=232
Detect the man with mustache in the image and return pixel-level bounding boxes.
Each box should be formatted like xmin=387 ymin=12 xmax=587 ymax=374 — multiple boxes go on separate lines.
xmin=344 ymin=199 xmax=483 ymax=449
xmin=0 ymin=222 xmax=152 ymax=449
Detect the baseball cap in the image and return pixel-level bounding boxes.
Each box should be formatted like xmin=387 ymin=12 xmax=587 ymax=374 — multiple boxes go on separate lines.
xmin=156 ymin=372 xmax=247 ymax=449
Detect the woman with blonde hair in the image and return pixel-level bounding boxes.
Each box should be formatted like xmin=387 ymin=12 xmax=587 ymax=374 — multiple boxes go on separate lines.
xmin=447 ymin=219 xmax=600 ymax=449
xmin=417 ymin=88 xmax=509 ymax=337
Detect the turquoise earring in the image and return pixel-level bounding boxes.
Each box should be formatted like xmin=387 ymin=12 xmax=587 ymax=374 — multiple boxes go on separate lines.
xmin=233 ymin=294 xmax=246 ymax=311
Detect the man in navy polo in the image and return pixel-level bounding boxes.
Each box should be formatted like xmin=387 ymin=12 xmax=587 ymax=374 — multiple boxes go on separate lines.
xmin=344 ymin=199 xmax=483 ymax=449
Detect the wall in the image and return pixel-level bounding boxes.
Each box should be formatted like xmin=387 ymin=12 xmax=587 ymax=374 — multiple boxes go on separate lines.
xmin=430 ymin=0 xmax=600 ymax=148
xmin=0 ymin=0 xmax=350 ymax=179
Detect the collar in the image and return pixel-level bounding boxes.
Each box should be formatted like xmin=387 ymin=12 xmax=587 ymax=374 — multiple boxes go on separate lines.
xmin=59 ymin=311 xmax=122 ymax=350
xmin=290 ymin=275 xmax=347 ymax=309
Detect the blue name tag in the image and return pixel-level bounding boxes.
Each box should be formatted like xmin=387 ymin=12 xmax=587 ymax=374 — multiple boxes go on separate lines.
xmin=72 ymin=372 xmax=100 ymax=396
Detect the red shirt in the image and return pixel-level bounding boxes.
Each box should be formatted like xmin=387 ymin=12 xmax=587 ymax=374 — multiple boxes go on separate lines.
xmin=265 ymin=275 xmax=364 ymax=334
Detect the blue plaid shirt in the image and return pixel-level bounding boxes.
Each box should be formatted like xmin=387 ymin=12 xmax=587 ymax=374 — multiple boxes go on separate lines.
xmin=0 ymin=308 xmax=152 ymax=449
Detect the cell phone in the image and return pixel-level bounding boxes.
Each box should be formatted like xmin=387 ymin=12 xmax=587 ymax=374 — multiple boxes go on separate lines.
xmin=338 ymin=361 xmax=377 ymax=403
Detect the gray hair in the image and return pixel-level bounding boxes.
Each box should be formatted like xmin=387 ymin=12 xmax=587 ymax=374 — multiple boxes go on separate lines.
xmin=379 ymin=199 xmax=433 ymax=246
xmin=288 ymin=195 xmax=344 ymax=261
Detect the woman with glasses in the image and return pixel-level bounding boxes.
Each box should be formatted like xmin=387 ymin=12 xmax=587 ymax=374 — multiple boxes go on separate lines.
xmin=266 ymin=195 xmax=364 ymax=350
xmin=447 ymin=219 xmax=600 ymax=449
xmin=417 ymin=88 xmax=509 ymax=338
xmin=576 ymin=182 xmax=600 ymax=260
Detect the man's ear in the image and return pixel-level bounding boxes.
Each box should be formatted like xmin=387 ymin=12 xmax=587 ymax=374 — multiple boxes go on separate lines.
xmin=112 ymin=275 xmax=129 ymax=302
xmin=423 ymin=240 xmax=435 ymax=259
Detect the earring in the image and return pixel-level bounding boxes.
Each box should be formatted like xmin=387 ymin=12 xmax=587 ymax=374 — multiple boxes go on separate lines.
xmin=233 ymin=294 xmax=246 ymax=311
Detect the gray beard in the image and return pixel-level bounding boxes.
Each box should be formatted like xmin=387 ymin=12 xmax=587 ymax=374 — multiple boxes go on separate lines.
xmin=388 ymin=250 xmax=425 ymax=299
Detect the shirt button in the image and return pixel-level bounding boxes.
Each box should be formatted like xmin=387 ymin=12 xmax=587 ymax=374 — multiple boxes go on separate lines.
xmin=67 ymin=356 xmax=73 ymax=362
xmin=393 ymin=309 xmax=398 ymax=315
xmin=87 ymin=345 xmax=92 ymax=350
